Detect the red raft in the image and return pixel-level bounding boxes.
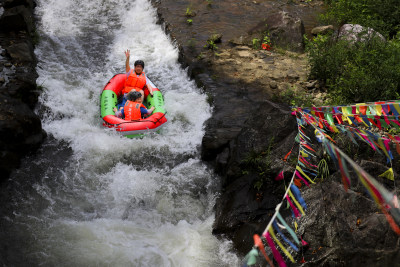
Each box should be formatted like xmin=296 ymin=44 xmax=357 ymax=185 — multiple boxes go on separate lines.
xmin=100 ymin=74 xmax=167 ymax=138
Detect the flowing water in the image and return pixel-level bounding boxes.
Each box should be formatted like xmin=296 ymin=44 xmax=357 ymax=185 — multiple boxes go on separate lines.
xmin=0 ymin=0 xmax=238 ymax=266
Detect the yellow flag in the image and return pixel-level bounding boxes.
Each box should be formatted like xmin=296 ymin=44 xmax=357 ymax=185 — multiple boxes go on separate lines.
xmin=375 ymin=105 xmax=383 ymax=116
xmin=300 ymin=150 xmax=309 ymax=158
xmin=379 ymin=168 xmax=394 ymax=181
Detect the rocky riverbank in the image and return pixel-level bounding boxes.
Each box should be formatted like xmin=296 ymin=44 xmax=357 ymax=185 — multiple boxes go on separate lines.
xmin=151 ymin=0 xmax=400 ymax=265
xmin=0 ymin=0 xmax=45 ymax=182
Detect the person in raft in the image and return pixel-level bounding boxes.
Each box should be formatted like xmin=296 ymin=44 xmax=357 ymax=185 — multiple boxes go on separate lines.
xmin=120 ymin=49 xmax=153 ymax=106
xmin=114 ymin=91 xmax=155 ymax=120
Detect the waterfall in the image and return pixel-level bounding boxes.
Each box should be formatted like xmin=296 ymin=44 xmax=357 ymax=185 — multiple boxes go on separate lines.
xmin=0 ymin=0 xmax=238 ymax=266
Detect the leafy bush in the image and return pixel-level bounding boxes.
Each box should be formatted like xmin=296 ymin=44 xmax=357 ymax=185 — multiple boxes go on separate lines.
xmin=322 ymin=0 xmax=400 ymax=38
xmin=306 ymin=33 xmax=400 ymax=104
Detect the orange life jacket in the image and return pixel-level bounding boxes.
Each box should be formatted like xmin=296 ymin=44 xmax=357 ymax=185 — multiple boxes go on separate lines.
xmin=124 ymin=101 xmax=146 ymax=121
xmin=123 ymin=70 xmax=146 ymax=94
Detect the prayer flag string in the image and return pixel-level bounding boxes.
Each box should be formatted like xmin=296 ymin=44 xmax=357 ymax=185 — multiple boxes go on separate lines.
xmin=243 ymin=100 xmax=400 ymax=266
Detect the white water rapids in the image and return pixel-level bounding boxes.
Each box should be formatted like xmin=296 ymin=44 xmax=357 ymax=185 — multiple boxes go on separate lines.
xmin=0 ymin=0 xmax=238 ymax=266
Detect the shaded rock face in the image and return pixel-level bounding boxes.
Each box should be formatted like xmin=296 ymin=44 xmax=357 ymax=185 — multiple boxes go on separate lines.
xmin=298 ymin=177 xmax=400 ymax=266
xmin=263 ymin=11 xmax=306 ymax=52
xmin=152 ymin=0 xmax=400 ymax=264
xmin=151 ymin=3 xmax=314 ymax=255
xmin=0 ymin=5 xmax=35 ymax=34
xmin=0 ymin=0 xmax=45 ymax=182
xmin=0 ymin=95 xmax=43 ymax=178
xmin=210 ymin=100 xmax=298 ymax=252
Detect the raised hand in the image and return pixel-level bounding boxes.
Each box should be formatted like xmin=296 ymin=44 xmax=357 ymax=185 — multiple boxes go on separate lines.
xmin=125 ymin=49 xmax=130 ymax=58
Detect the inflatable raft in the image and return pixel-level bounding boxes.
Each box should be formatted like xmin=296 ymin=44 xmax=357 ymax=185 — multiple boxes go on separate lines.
xmin=100 ymin=74 xmax=167 ymax=138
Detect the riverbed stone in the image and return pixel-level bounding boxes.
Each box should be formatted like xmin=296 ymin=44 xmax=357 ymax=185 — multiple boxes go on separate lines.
xmin=311 ymin=25 xmax=334 ymax=35
xmin=237 ymin=50 xmax=252 ymax=58
xmin=6 ymin=41 xmax=36 ymax=62
xmin=269 ymin=81 xmax=277 ymax=89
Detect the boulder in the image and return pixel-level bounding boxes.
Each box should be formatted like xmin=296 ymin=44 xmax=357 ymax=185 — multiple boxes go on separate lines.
xmin=5 ymin=76 xmax=39 ymax=109
xmin=311 ymin=25 xmax=334 ymax=36
xmin=5 ymin=41 xmax=36 ymax=63
xmin=338 ymin=24 xmax=385 ymax=43
xmin=264 ymin=11 xmax=305 ymax=52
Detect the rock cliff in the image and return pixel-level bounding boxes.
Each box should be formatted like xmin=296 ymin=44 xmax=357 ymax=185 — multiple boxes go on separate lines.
xmin=0 ymin=0 xmax=45 ymax=181
xmin=151 ymin=0 xmax=400 ymax=265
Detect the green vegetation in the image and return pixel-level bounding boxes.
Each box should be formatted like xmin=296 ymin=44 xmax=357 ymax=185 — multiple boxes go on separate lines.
xmin=204 ymin=39 xmax=218 ymax=50
xmin=305 ymin=0 xmax=400 ymax=105
xmin=317 ymin=159 xmax=329 ymax=180
xmin=321 ymin=0 xmax=400 ymax=38
xmin=306 ymin=33 xmax=400 ymax=104
xmin=185 ymin=6 xmax=195 ymax=17
xmin=32 ymin=29 xmax=40 ymax=46
xmin=186 ymin=19 xmax=193 ymax=25
xmin=187 ymin=38 xmax=196 ymax=50
xmin=197 ymin=52 xmax=205 ymax=60
xmin=272 ymin=86 xmax=314 ymax=107
xmin=252 ymin=38 xmax=261 ymax=50
xmin=204 ymin=34 xmax=221 ymax=51
xmin=206 ymin=92 xmax=214 ymax=105
xmin=241 ymin=138 xmax=275 ymax=191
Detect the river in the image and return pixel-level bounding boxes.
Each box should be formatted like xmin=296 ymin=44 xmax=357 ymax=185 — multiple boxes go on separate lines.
xmin=0 ymin=0 xmax=238 ymax=266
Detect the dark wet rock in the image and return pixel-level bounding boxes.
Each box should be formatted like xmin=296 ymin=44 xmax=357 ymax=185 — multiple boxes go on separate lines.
xmin=3 ymin=0 xmax=36 ymax=9
xmin=311 ymin=25 xmax=334 ymax=36
xmin=5 ymin=74 xmax=39 ymax=109
xmin=5 ymin=41 xmax=36 ymax=62
xmin=0 ymin=0 xmax=44 ymax=181
xmin=0 ymin=5 xmax=35 ymax=35
xmin=0 ymin=95 xmax=44 ymax=182
xmin=212 ymin=101 xmax=298 ymax=253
